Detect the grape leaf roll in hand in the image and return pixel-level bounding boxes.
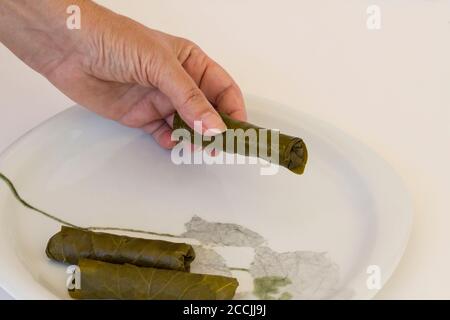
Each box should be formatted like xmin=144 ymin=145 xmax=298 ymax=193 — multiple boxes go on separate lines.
xmin=173 ymin=111 xmax=308 ymax=174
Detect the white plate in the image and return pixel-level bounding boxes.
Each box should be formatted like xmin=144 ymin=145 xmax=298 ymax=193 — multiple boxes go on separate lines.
xmin=0 ymin=95 xmax=411 ymax=300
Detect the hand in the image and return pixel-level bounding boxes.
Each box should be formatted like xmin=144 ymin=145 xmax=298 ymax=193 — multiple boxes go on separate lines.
xmin=0 ymin=0 xmax=246 ymax=149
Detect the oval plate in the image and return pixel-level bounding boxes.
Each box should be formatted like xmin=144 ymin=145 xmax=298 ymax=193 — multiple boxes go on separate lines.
xmin=0 ymin=95 xmax=411 ymax=300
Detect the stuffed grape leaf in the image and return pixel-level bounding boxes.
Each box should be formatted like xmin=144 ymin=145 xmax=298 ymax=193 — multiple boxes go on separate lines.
xmin=173 ymin=111 xmax=308 ymax=174
xmin=46 ymin=226 xmax=195 ymax=271
xmin=69 ymin=259 xmax=238 ymax=300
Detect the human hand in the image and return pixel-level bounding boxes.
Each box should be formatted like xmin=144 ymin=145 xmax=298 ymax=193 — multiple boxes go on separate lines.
xmin=0 ymin=0 xmax=246 ymax=149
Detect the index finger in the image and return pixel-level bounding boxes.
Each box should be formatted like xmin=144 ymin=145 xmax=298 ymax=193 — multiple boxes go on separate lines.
xmin=181 ymin=49 xmax=247 ymax=121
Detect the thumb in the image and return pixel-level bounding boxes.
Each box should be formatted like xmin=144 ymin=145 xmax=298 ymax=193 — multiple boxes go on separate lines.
xmin=157 ymin=59 xmax=226 ymax=134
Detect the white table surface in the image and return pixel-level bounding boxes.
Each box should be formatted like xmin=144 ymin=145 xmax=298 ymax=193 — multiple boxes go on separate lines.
xmin=0 ymin=0 xmax=449 ymax=300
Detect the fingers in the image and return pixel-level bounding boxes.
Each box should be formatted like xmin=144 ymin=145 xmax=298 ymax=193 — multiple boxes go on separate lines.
xmin=199 ymin=65 xmax=247 ymax=121
xmin=119 ymin=90 xmax=174 ymax=128
xmin=156 ymin=59 xmax=227 ymax=134
xmin=142 ymin=120 xmax=176 ymax=149
xmin=181 ymin=47 xmax=247 ymax=122
xmin=211 ymin=80 xmax=247 ymax=121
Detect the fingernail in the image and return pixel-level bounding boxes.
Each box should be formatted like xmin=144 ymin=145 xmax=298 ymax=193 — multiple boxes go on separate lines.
xmin=201 ymin=112 xmax=227 ymax=136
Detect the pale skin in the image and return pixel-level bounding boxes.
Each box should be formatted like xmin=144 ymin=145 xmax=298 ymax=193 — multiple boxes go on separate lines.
xmin=0 ymin=0 xmax=246 ymax=149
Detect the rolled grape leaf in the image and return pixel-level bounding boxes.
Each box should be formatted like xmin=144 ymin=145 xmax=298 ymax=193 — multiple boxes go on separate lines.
xmin=173 ymin=112 xmax=308 ymax=174
xmin=46 ymin=226 xmax=195 ymax=271
xmin=69 ymin=259 xmax=238 ymax=300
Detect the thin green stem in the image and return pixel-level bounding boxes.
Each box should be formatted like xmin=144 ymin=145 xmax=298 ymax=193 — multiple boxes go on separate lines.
xmin=0 ymin=172 xmax=181 ymax=238
xmin=229 ymin=267 xmax=250 ymax=273
xmin=0 ymin=172 xmax=79 ymax=228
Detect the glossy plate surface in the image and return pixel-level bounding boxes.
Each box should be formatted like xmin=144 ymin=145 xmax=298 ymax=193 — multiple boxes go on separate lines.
xmin=0 ymin=95 xmax=412 ymax=299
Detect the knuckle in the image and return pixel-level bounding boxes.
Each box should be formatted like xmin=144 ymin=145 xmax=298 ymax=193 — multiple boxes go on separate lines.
xmin=118 ymin=109 xmax=144 ymax=128
xmin=119 ymin=116 xmax=141 ymax=128
xmin=177 ymin=38 xmax=203 ymax=63
xmin=180 ymin=87 xmax=206 ymax=113
xmin=179 ymin=37 xmax=198 ymax=49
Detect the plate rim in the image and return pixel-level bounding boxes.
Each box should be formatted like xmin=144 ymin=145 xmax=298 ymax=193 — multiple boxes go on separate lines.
xmin=0 ymin=95 xmax=413 ymax=300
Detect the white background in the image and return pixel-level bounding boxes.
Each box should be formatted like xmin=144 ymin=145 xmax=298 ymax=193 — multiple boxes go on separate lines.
xmin=0 ymin=0 xmax=449 ymax=299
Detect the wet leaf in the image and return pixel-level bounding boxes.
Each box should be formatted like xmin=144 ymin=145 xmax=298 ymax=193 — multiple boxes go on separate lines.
xmin=250 ymin=247 xmax=340 ymax=299
xmin=182 ymin=216 xmax=265 ymax=247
